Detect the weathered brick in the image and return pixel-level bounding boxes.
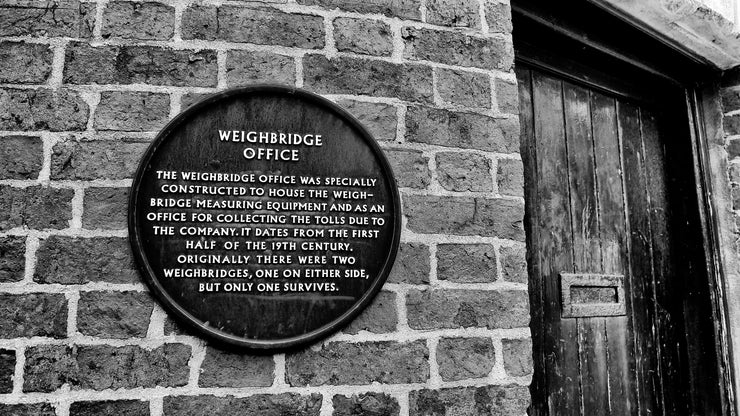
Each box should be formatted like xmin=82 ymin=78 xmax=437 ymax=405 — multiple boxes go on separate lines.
xmin=388 ymin=242 xmax=430 ymax=284
xmin=94 ymin=91 xmax=170 ymax=131
xmin=0 ymin=403 xmax=56 ymax=416
xmin=297 ymin=0 xmax=420 ymax=20
xmin=181 ymin=93 xmax=214 ymax=110
xmin=0 ymin=136 xmax=43 ymax=179
xmin=304 ymin=55 xmax=433 ymax=103
xmin=437 ymin=244 xmax=496 ymax=283
xmin=426 ymin=0 xmax=480 ymax=28
xmin=484 ymin=0 xmax=513 ymax=33
xmin=722 ymin=88 xmax=740 ymax=112
xmin=727 ymin=138 xmax=740 ymax=159
xmin=70 ymin=400 xmax=149 ymax=416
xmin=83 ymin=187 xmax=129 ymax=229
xmin=385 ymin=148 xmax=430 ymax=189
xmin=499 ymin=245 xmax=527 ymax=283
xmin=724 ymin=114 xmax=740 ymax=136
xmin=333 ymin=18 xmax=393 ymax=56
xmin=333 ymin=393 xmax=400 ymax=416
xmin=34 ymin=236 xmax=138 ymax=284
xmin=102 ymin=1 xmax=175 ymax=40
xmin=502 ymin=338 xmax=533 ymax=376
xmin=406 ymin=106 xmax=519 ymax=152
xmin=0 ymin=186 xmax=73 ymax=231
xmin=733 ymin=186 xmax=740 ymax=209
xmin=64 ymin=43 xmax=217 ymax=87
xmin=337 ymin=100 xmax=397 ymax=142
xmin=52 ymin=140 xmax=149 ymax=179
xmin=0 ymin=349 xmax=14 ymax=393
xmin=199 ymin=346 xmax=274 ymax=388
xmin=437 ymin=337 xmax=494 ymax=381
xmin=403 ymin=195 xmax=525 ymax=240
xmin=164 ymin=394 xmax=322 ymax=416
xmin=226 ymin=50 xmax=295 ymax=86
xmin=0 ymin=88 xmax=89 ymax=131
xmin=163 ymin=316 xmax=188 ymax=336
xmin=497 ymin=158 xmax=524 ymax=197
xmin=182 ymin=5 xmax=324 ymax=49
xmin=0 ymin=42 xmax=53 ymax=84
xmin=409 ymin=386 xmax=529 ymax=415
xmin=436 ymin=152 xmax=493 ymax=192
xmin=437 ymin=68 xmax=490 ymax=108
xmin=343 ymin=291 xmax=397 ymax=334
xmin=0 ymin=0 xmax=94 ymax=37
xmin=0 ymin=236 xmax=25 ymax=282
xmin=78 ymin=291 xmax=154 ymax=339
xmin=403 ymin=27 xmax=513 ymax=70
xmin=495 ymin=77 xmax=518 ymax=113
xmin=730 ymin=160 xmax=740 ymax=183
xmin=22 ymin=345 xmax=74 ymax=392
xmin=286 ymin=340 xmax=428 ymax=386
xmin=0 ymin=294 xmax=66 ymax=338
xmin=406 ymin=289 xmax=529 ymax=329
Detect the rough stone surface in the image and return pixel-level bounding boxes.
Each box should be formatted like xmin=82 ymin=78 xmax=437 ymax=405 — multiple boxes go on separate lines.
xmin=304 ymin=55 xmax=433 ymax=103
xmin=403 ymin=27 xmax=513 ymax=70
xmin=337 ymin=100 xmax=397 ymax=141
xmin=70 ymin=400 xmax=150 ymax=416
xmin=406 ymin=106 xmax=519 ymax=153
xmin=722 ymin=88 xmax=740 ymax=111
xmin=78 ymin=291 xmax=154 ymax=339
xmin=163 ymin=394 xmax=323 ymax=416
xmin=497 ymin=158 xmax=524 ymax=197
xmin=0 ymin=349 xmax=14 ymax=393
xmin=426 ymin=0 xmax=480 ymax=28
xmin=226 ymin=50 xmax=295 ymax=86
xmin=484 ymin=0 xmax=513 ymax=33
xmin=0 ymin=1 xmax=94 ymax=37
xmin=0 ymin=403 xmax=56 ymax=416
xmin=385 ymin=148 xmax=431 ymax=189
xmin=436 ymin=152 xmax=493 ymax=192
xmin=297 ymin=0 xmax=421 ymax=20
xmin=102 ymin=1 xmax=175 ymax=40
xmin=437 ymin=68 xmax=490 ymax=108
xmin=499 ymin=245 xmax=527 ymax=283
xmin=437 ymin=337 xmax=495 ymax=381
xmin=495 ymin=77 xmax=518 ymax=114
xmin=0 ymin=236 xmax=24 ymax=282
xmin=0 ymin=42 xmax=53 ymax=84
xmin=83 ymin=187 xmax=129 ymax=229
xmin=286 ymin=341 xmax=428 ymax=386
xmin=181 ymin=93 xmax=214 ymax=110
xmin=333 ymin=18 xmax=393 ymax=56
xmin=333 ymin=392 xmax=400 ymax=416
xmin=388 ymin=242 xmax=430 ymax=284
xmin=94 ymin=92 xmax=170 ymax=131
xmin=199 ymin=347 xmax=275 ymax=388
xmin=727 ymin=138 xmax=740 ymax=158
xmin=724 ymin=114 xmax=740 ymax=136
xmin=0 ymin=185 xmax=73 ymax=231
xmin=34 ymin=236 xmax=138 ymax=284
xmin=343 ymin=291 xmax=397 ymax=334
xmin=409 ymin=386 xmax=529 ymax=415
xmin=502 ymin=338 xmax=533 ymax=377
xmin=0 ymin=293 xmax=67 ymax=338
xmin=0 ymin=88 xmax=89 ymax=131
xmin=437 ymin=244 xmax=496 ymax=282
xmin=0 ymin=136 xmax=43 ymax=179
xmin=406 ymin=289 xmax=529 ymax=329
xmin=52 ymin=140 xmax=149 ymax=179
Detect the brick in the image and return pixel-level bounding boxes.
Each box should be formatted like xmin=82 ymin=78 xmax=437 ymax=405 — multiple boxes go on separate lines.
xmin=164 ymin=394 xmax=322 ymax=416
xmin=403 ymin=27 xmax=513 ymax=70
xmin=437 ymin=68 xmax=490 ymax=108
xmin=426 ymin=0 xmax=480 ymax=28
xmin=181 ymin=93 xmax=214 ymax=110
xmin=94 ymin=91 xmax=170 ymax=131
xmin=102 ymin=1 xmax=175 ymax=40
xmin=70 ymin=400 xmax=149 ymax=416
xmin=0 ymin=403 xmax=56 ymax=416
xmin=0 ymin=136 xmax=43 ymax=179
xmin=64 ymin=43 xmax=217 ymax=87
xmin=78 ymin=291 xmax=154 ymax=339
xmin=0 ymin=236 xmax=25 ymax=283
xmin=0 ymin=349 xmax=14 ymax=393
xmin=83 ymin=187 xmax=129 ymax=229
xmin=0 ymin=186 xmax=73 ymax=231
xmin=497 ymin=158 xmax=524 ymax=197
xmin=495 ymin=77 xmax=518 ymax=113
xmin=727 ymin=138 xmax=740 ymax=159
xmin=333 ymin=393 xmax=400 ymax=416
xmin=406 ymin=106 xmax=519 ymax=152
xmin=182 ymin=5 xmax=324 ymax=48
xmin=163 ymin=316 xmax=188 ymax=335
xmin=34 ymin=236 xmax=138 ymax=284
xmin=304 ymin=55 xmax=433 ymax=103
xmin=730 ymin=161 xmax=740 ymax=183
xmin=0 ymin=42 xmax=53 ymax=84
xmin=24 ymin=344 xmax=191 ymax=392
xmin=436 ymin=152 xmax=493 ymax=192
xmin=343 ymin=291 xmax=397 ymax=334
xmin=286 ymin=340 xmax=428 ymax=386
xmin=722 ymin=88 xmax=740 ymax=112
xmin=409 ymin=386 xmax=529 ymax=415
xmin=437 ymin=244 xmax=496 ymax=283
xmin=337 ymin=100 xmax=397 ymax=141
xmin=0 ymin=294 xmax=66 ymax=338
xmin=199 ymin=346 xmax=274 ymax=388
xmin=724 ymin=114 xmax=740 ymax=136
xmin=333 ymin=18 xmax=393 ymax=56
xmin=0 ymin=0 xmax=94 ymax=37
xmin=484 ymin=0 xmax=513 ymax=33
xmin=52 ymin=140 xmax=149 ymax=179
xmin=388 ymin=242 xmax=430 ymax=284
xmin=297 ymin=0 xmax=421 ymax=20
xmin=502 ymin=338 xmax=533 ymax=376
xmin=406 ymin=289 xmax=529 ymax=329
xmin=0 ymin=88 xmax=89 ymax=131
xmin=403 ymin=195 xmax=525 ymax=240
xmin=385 ymin=148 xmax=430 ymax=189
xmin=437 ymin=337 xmax=494 ymax=381
xmin=499 ymin=245 xmax=527 ymax=283
xmin=226 ymin=50 xmax=295 ymax=86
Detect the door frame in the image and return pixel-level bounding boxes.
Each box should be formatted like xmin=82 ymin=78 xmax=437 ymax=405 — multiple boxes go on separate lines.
xmin=511 ymin=0 xmax=736 ymax=413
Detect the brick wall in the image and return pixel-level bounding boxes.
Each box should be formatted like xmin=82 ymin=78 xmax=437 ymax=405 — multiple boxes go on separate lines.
xmin=0 ymin=0 xmax=531 ymax=415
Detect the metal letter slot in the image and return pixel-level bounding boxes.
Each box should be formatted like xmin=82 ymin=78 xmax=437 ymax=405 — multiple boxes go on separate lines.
xmin=560 ymin=273 xmax=626 ymax=318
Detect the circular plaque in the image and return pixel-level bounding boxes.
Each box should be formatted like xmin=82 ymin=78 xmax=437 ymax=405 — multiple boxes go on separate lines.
xmin=129 ymin=85 xmax=401 ymax=350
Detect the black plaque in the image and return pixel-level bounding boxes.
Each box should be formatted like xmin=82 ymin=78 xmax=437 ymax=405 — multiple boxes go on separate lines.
xmin=129 ymin=85 xmax=401 ymax=350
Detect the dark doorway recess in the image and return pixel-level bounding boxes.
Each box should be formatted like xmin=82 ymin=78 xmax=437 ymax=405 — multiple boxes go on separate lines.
xmin=512 ymin=1 xmax=735 ymax=415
